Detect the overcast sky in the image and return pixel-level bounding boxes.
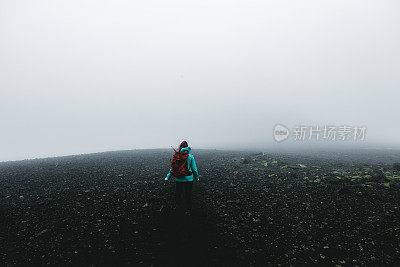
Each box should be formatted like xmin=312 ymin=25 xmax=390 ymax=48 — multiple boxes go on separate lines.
xmin=1 ymin=0 xmax=400 ymax=161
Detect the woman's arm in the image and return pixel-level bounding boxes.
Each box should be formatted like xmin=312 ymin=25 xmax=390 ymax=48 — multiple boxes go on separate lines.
xmin=190 ymin=156 xmax=199 ymax=181
xmin=165 ymin=168 xmax=172 ymax=180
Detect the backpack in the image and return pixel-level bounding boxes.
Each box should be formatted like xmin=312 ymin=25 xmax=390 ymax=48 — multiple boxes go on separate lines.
xmin=170 ymin=152 xmax=192 ymax=178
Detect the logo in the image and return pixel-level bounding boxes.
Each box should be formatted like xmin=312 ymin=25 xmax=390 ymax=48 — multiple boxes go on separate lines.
xmin=273 ymin=124 xmax=290 ymax=142
xmin=272 ymin=124 xmax=367 ymax=142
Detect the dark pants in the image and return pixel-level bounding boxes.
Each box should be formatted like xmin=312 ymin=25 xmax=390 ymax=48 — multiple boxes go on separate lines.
xmin=175 ymin=181 xmax=193 ymax=210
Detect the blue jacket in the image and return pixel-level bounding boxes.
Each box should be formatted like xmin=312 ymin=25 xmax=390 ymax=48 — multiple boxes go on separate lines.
xmin=165 ymin=147 xmax=199 ymax=182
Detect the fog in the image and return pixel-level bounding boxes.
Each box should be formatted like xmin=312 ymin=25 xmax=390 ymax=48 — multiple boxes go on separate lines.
xmin=1 ymin=0 xmax=399 ymax=161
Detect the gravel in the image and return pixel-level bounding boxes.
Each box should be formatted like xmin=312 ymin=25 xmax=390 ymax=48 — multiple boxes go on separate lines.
xmin=1 ymin=148 xmax=400 ymax=266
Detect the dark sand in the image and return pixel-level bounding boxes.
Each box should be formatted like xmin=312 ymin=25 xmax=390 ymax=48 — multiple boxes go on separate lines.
xmin=1 ymin=149 xmax=400 ymax=266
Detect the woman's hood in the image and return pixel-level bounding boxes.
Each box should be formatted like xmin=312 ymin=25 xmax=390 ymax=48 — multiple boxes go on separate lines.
xmin=180 ymin=147 xmax=191 ymax=153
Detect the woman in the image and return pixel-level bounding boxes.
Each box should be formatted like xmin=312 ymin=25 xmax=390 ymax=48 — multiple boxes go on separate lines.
xmin=165 ymin=141 xmax=199 ymax=212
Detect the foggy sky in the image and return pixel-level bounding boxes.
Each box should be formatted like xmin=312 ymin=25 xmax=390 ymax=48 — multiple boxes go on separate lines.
xmin=1 ymin=0 xmax=400 ymax=162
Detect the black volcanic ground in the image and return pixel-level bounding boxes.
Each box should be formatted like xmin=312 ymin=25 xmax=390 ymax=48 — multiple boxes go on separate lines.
xmin=1 ymin=149 xmax=400 ymax=266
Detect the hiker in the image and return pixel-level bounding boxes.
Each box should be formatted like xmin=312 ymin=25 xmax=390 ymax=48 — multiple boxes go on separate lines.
xmin=165 ymin=141 xmax=199 ymax=212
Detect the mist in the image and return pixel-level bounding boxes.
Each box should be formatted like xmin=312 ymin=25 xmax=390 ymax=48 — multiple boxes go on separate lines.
xmin=1 ymin=0 xmax=399 ymax=162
